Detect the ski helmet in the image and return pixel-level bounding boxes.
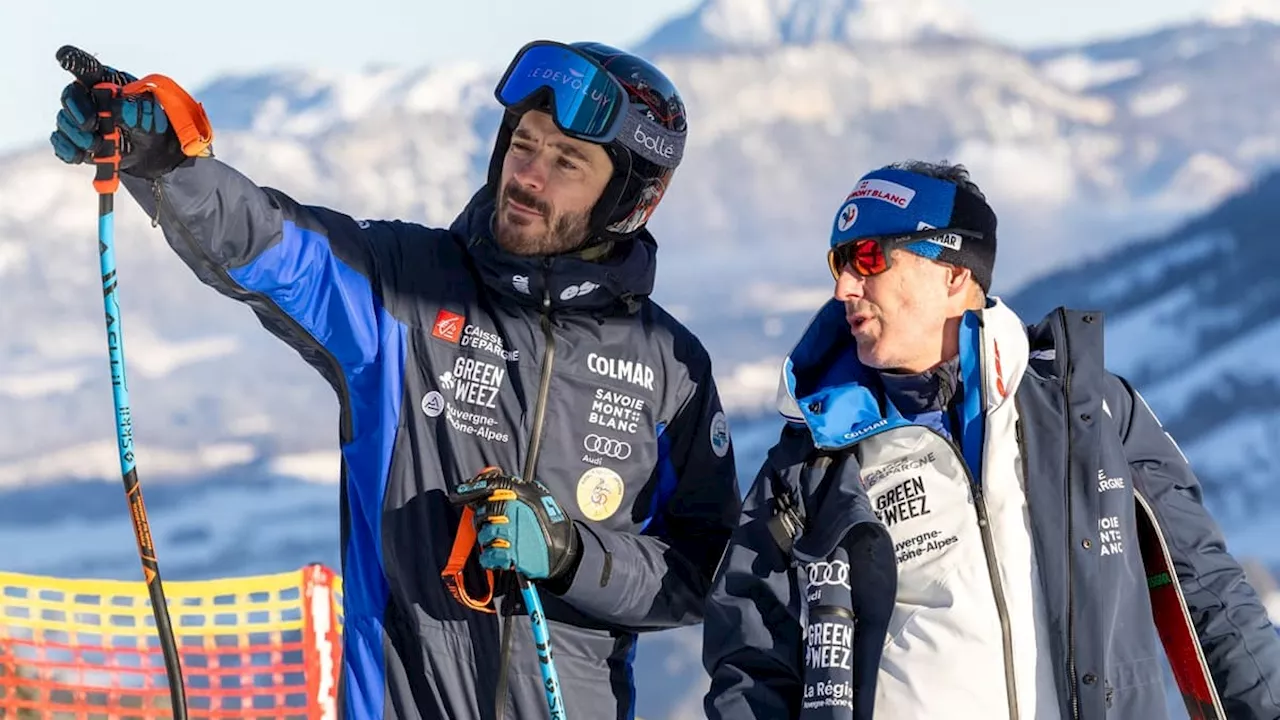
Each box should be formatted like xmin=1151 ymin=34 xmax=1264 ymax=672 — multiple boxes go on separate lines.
xmin=487 ymin=40 xmax=689 ymax=248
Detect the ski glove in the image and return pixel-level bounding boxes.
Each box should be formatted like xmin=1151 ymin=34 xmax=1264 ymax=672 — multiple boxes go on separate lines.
xmin=51 ymin=69 xmax=186 ymax=179
xmin=449 ymin=468 xmax=582 ymax=583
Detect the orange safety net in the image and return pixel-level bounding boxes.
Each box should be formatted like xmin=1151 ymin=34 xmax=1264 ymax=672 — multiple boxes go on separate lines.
xmin=0 ymin=564 xmax=341 ymax=720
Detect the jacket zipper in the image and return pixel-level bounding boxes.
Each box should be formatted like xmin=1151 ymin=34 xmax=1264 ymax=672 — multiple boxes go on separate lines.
xmin=522 ymin=264 xmax=557 ymax=481
xmin=919 ymin=420 xmax=1019 ymax=720
xmin=1058 ymin=308 xmax=1080 ymax=720
xmin=971 ymin=481 xmax=1020 ymax=720
xmin=150 ymin=180 xmax=353 ymax=443
xmin=495 ymin=263 xmax=558 ymax=720
xmin=971 ymin=318 xmax=1020 ymax=720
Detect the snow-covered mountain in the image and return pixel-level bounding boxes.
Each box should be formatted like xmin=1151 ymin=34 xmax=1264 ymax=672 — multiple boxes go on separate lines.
xmin=2 ymin=1 xmax=1279 ymax=717
xmin=1008 ymin=166 xmax=1280 ymax=547
xmin=635 ymin=0 xmax=979 ymax=55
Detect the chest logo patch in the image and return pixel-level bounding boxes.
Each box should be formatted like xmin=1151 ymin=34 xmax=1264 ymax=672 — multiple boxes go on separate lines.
xmin=576 ymin=467 xmax=625 ymax=522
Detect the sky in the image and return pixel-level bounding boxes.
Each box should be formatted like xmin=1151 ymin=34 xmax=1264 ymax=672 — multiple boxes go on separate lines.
xmin=0 ymin=0 xmax=1217 ymax=154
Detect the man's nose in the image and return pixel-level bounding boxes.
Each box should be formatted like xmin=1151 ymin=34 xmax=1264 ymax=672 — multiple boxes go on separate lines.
xmin=511 ymin=152 xmax=550 ymax=190
xmin=833 ymin=268 xmax=866 ymax=302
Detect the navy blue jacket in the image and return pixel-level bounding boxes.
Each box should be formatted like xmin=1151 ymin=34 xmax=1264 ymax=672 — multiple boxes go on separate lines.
xmin=703 ymin=301 xmax=1280 ymax=719
xmin=122 ymin=158 xmax=741 ymax=720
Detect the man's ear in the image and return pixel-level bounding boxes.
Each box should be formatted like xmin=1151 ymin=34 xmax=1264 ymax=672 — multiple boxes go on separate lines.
xmin=945 ymin=263 xmax=972 ymax=297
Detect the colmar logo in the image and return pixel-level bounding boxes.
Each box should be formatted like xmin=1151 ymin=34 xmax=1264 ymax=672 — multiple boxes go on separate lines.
xmin=633 ymin=125 xmax=675 ymax=159
xmin=432 ymin=310 xmax=464 ymax=344
xmin=925 ymin=233 xmax=963 ymax=251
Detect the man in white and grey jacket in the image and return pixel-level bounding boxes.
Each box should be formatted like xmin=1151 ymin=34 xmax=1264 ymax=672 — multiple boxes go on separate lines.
xmin=702 ymin=161 xmax=1280 ymax=719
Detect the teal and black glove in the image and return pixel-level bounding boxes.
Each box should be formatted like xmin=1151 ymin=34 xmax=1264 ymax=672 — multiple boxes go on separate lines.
xmin=450 ymin=468 xmax=582 ymax=584
xmin=50 ymin=67 xmax=186 ymax=179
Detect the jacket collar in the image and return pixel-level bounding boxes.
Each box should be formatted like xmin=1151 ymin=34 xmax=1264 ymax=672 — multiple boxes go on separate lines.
xmin=449 ymin=187 xmax=657 ymax=313
xmin=775 ymin=296 xmax=1030 ymax=451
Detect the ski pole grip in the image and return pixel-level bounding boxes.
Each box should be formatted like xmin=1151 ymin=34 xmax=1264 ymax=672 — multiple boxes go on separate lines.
xmin=89 ymin=83 xmax=123 ymax=195
xmin=56 ymin=46 xmax=124 ymax=194
xmin=56 ymin=44 xmax=132 ymax=87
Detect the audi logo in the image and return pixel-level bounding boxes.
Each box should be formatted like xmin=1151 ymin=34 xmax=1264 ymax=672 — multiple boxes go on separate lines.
xmin=805 ymin=560 xmax=850 ymax=589
xmin=583 ymin=434 xmax=632 ymax=460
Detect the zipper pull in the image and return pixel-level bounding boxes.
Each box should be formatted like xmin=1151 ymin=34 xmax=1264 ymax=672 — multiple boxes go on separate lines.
xmin=150 ymin=180 xmax=163 ymax=228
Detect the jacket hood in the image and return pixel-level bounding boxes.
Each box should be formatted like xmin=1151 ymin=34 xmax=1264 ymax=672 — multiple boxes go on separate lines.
xmin=774 ymin=296 xmax=1029 ymax=455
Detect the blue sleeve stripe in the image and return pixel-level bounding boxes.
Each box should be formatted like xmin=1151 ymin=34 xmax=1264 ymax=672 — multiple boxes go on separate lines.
xmin=226 ymin=220 xmax=381 ymax=369
xmin=224 ymin=220 xmax=397 ymax=717
xmin=338 ymin=312 xmax=403 ymax=720
xmin=958 ymin=312 xmax=986 ymax=484
xmin=640 ymin=421 xmax=680 ymax=535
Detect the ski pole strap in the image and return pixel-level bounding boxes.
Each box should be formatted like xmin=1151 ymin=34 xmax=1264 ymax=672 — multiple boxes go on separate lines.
xmin=442 ymin=505 xmax=497 ymax=614
xmin=90 ymin=83 xmax=123 ymax=195
xmin=122 ymin=74 xmax=214 ymax=158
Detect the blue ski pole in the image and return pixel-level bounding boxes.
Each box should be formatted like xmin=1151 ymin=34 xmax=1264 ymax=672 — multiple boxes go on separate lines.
xmin=55 ymin=45 xmax=189 ymax=720
xmin=517 ymin=573 xmax=567 ymax=719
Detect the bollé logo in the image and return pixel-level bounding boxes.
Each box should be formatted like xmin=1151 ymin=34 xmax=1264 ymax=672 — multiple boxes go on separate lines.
xmin=633 ymin=125 xmax=675 ymax=159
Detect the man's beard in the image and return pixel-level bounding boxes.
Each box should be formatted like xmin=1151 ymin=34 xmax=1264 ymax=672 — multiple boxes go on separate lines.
xmin=495 ymin=181 xmax=593 ymax=256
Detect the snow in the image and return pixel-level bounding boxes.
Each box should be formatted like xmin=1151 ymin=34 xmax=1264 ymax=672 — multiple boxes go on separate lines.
xmin=1235 ymin=134 xmax=1280 ymax=163
xmin=0 ymin=369 xmax=88 ymax=399
xmin=1210 ymin=0 xmax=1280 ymax=25
xmin=1143 ymin=316 xmax=1280 ymax=420
xmin=717 ymin=358 xmax=788 ymax=414
xmin=403 ymin=63 xmax=492 ymax=115
xmin=0 ymin=241 xmax=27 ymax=277
xmin=1182 ymin=410 xmax=1280 ymax=527
xmin=692 ymin=0 xmax=978 ymax=48
xmin=1129 ymin=84 xmax=1188 ymax=117
xmin=269 ymin=450 xmax=341 ymax=485
xmin=0 ymin=475 xmax=339 ymax=580
xmin=1039 ymin=53 xmax=1143 ymax=92
xmin=1102 ymin=283 xmax=1246 ymax=381
xmin=115 ymin=330 xmax=241 ymax=379
xmin=0 ymin=441 xmax=258 ymax=488
xmin=742 ymin=282 xmax=833 ymax=313
xmin=1089 ymin=231 xmax=1228 ymax=307
xmin=1148 ymin=153 xmax=1249 ymax=213
xmin=948 ymin=138 xmax=1079 ymax=202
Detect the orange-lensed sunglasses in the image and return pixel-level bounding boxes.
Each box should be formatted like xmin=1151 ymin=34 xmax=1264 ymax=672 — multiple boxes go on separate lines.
xmin=827 ymin=227 xmax=983 ymax=281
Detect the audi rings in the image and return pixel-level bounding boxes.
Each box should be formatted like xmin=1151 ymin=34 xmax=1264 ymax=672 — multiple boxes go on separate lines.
xmin=805 ymin=560 xmax=850 ymax=589
xmin=583 ymin=434 xmax=632 ymax=460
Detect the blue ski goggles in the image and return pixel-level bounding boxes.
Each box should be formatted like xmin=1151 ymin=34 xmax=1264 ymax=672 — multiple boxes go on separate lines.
xmin=494 ymin=41 xmax=685 ymax=168
xmin=496 ymin=41 xmax=628 ymax=142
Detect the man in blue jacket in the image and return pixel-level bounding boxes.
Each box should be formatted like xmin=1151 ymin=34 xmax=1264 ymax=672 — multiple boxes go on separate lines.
xmin=50 ymin=40 xmax=741 ymax=720
xmin=701 ymin=160 xmax=1280 ymax=719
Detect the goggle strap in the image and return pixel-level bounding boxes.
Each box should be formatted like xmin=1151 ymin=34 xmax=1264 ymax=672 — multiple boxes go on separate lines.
xmin=616 ymin=108 xmax=685 ymax=168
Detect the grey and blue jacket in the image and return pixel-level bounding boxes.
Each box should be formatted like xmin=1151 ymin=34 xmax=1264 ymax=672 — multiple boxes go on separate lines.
xmin=121 ymin=158 xmax=741 ymax=720
xmin=702 ymin=297 xmax=1280 ymax=719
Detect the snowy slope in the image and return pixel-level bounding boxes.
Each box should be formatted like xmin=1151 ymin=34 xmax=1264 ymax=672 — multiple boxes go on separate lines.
xmin=1008 ymin=167 xmax=1280 ymax=552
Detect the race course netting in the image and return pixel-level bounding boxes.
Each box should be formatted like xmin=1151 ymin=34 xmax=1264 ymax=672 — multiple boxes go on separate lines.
xmin=0 ymin=564 xmax=341 ymax=719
